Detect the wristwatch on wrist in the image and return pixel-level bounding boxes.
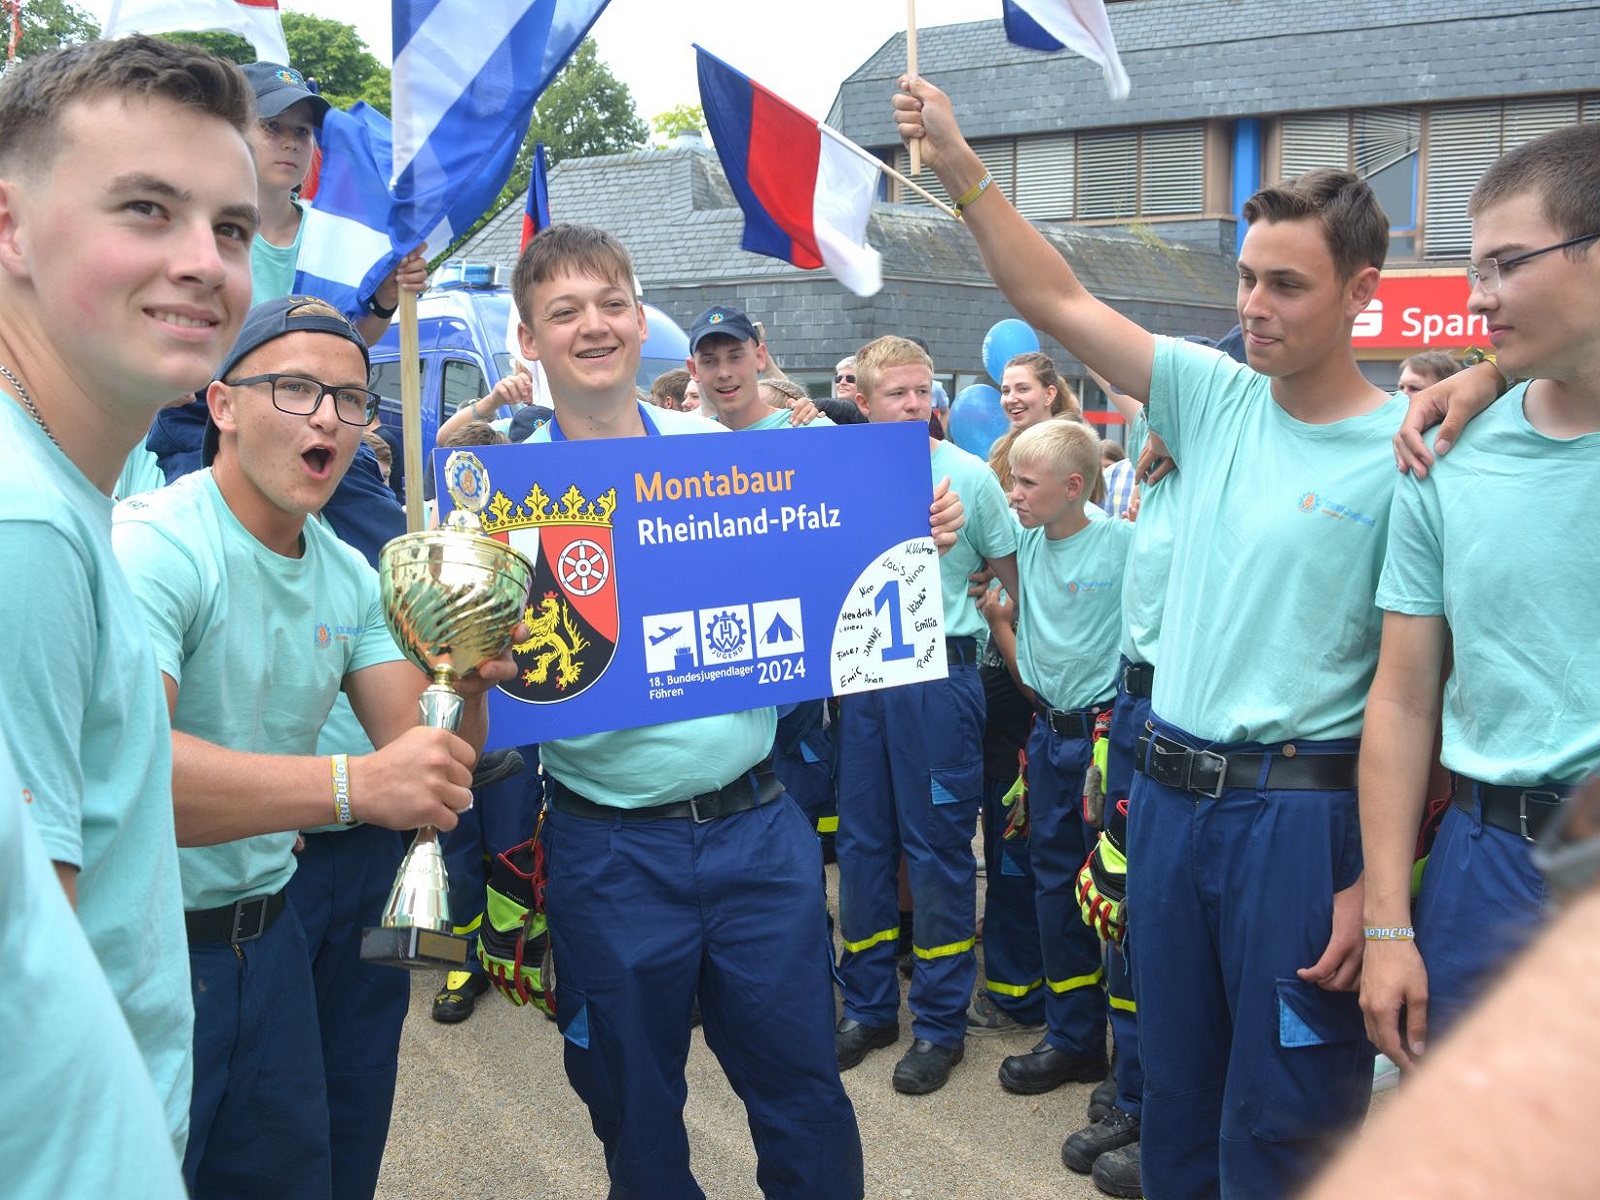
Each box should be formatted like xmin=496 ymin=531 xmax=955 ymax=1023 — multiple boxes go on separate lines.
xmin=365 ymin=294 xmax=398 ymax=320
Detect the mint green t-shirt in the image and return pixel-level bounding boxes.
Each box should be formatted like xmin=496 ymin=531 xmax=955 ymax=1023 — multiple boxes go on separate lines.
xmin=113 ymin=471 xmax=403 ymax=908
xmin=932 ymin=439 xmax=1017 ymax=640
xmin=531 ymin=405 xmax=777 ymax=808
xmin=2 ymin=737 xmax=189 ymax=1198
xmin=1119 ymin=410 xmax=1183 ymax=667
xmin=1377 ymin=386 xmax=1600 ymax=785
xmin=746 ymin=409 xmax=836 ymax=430
xmin=251 ymin=200 xmax=306 ymax=306
xmin=1145 ymin=337 xmax=1406 ymax=743
xmin=1016 ymin=517 xmax=1133 ymax=711
xmin=0 ymin=399 xmax=193 ymax=1155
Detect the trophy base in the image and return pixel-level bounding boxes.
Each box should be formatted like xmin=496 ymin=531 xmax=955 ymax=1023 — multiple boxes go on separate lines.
xmin=360 ymin=925 xmax=471 ymax=970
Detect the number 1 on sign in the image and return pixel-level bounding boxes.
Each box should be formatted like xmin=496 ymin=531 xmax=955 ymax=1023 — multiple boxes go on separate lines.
xmin=875 ymin=579 xmax=917 ymax=662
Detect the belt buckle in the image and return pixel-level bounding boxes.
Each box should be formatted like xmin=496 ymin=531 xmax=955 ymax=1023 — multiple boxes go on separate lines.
xmin=230 ymin=897 xmax=268 ymax=943
xmin=1519 ymin=790 xmax=1564 ymax=842
xmin=1192 ymin=749 xmax=1228 ymax=800
xmin=688 ymin=792 xmax=716 ymax=825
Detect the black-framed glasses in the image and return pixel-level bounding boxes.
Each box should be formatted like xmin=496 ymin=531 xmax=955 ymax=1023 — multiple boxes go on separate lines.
xmin=228 ymin=373 xmax=381 ymax=427
xmin=835 ymin=373 xmax=855 ymax=384
xmin=1467 ymin=231 xmax=1600 ymax=293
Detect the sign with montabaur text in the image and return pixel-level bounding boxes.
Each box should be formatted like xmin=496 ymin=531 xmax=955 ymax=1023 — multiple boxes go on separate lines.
xmin=437 ymin=421 xmax=947 ymax=746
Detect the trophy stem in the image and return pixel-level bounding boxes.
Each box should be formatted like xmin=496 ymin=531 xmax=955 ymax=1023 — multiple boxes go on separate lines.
xmin=378 ymin=826 xmax=450 ymax=933
xmin=419 ymin=671 xmax=463 ymax=731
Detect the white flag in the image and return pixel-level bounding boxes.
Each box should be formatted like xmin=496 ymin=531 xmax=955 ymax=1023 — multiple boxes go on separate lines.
xmin=105 ymin=0 xmax=290 ymax=65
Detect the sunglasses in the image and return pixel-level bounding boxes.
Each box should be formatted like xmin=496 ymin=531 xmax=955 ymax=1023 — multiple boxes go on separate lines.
xmin=834 ymin=373 xmax=855 ymax=384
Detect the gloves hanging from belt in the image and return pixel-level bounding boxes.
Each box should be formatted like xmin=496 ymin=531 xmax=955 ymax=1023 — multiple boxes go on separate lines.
xmin=478 ymin=831 xmax=553 ymax=1014
xmin=1001 ymin=748 xmax=1029 ymax=841
xmin=1077 ymin=796 xmax=1128 ymax=943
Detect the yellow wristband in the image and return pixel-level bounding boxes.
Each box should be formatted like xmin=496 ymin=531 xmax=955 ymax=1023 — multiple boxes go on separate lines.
xmin=1363 ymin=926 xmax=1414 ymax=941
xmin=952 ymin=171 xmax=992 ymax=219
xmin=331 ymin=754 xmax=356 ymax=826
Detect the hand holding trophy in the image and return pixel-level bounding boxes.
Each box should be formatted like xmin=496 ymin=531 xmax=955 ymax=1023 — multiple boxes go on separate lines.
xmin=361 ymin=450 xmax=534 ymax=968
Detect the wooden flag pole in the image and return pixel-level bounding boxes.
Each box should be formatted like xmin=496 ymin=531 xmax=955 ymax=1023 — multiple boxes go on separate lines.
xmin=906 ymin=0 xmax=921 ymax=175
xmin=399 ymin=288 xmax=425 ymax=533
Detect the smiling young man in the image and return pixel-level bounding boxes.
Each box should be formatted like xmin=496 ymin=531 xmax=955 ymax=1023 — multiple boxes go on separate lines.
xmin=0 ymin=36 xmax=258 ymax=1162
xmin=892 ymin=76 xmax=1496 ymax=1197
xmin=686 ymin=302 xmax=832 ymax=432
xmin=1359 ymin=122 xmax=1600 ymax=1080
xmin=112 ymin=296 xmax=516 ymax=1198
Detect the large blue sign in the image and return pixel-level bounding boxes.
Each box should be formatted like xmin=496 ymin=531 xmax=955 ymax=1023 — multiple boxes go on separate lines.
xmin=439 ymin=422 xmax=948 ymax=746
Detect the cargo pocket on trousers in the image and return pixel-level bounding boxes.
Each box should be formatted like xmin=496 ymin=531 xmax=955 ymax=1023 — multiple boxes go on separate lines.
xmin=556 ymin=986 xmax=620 ymax=1123
xmin=1251 ymin=978 xmax=1371 ymax=1143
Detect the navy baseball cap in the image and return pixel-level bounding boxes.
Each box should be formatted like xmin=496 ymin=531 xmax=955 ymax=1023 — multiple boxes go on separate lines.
xmin=688 ymin=304 xmax=760 ymax=353
xmin=242 ymin=61 xmax=330 ymax=123
xmin=202 ymin=296 xmax=370 ymax=466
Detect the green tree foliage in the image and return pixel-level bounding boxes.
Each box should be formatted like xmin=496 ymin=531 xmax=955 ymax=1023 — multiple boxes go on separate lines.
xmin=6 ymin=0 xmax=99 ymax=61
xmin=652 ymin=104 xmax=705 ymax=147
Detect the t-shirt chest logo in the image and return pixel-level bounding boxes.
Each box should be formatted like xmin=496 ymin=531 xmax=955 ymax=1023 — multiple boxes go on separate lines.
xmin=1295 ymin=491 xmax=1376 ymax=529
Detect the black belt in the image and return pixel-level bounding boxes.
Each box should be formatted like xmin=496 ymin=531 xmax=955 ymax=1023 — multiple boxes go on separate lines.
xmin=1138 ymin=732 xmax=1358 ymax=799
xmin=550 ymin=759 xmax=784 ymax=824
xmin=947 ymin=636 xmax=977 ymax=666
xmin=1121 ymin=661 xmax=1154 ymax=700
xmin=186 ymin=890 xmax=286 ymax=944
xmin=1038 ymin=702 xmax=1111 ymax=740
xmin=1460 ymin=780 xmax=1571 ymax=842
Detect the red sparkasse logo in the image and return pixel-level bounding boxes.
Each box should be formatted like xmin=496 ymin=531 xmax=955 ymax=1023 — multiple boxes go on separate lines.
xmin=1352 ymin=274 xmax=1486 ymax=349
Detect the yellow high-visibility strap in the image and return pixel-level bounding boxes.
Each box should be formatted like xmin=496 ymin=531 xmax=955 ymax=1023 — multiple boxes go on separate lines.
xmin=816 ymin=815 xmax=839 ymax=834
xmin=841 ymin=925 xmax=899 ymax=954
xmin=913 ymin=936 xmax=976 ymax=960
xmin=1046 ymin=967 xmax=1105 ymax=993
xmin=1109 ymin=995 xmax=1137 ymax=1013
xmin=986 ymin=977 xmax=1044 ymax=998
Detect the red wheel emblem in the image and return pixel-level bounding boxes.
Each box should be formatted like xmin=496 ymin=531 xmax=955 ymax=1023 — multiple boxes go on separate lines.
xmin=557 ymin=539 xmax=609 ymax=597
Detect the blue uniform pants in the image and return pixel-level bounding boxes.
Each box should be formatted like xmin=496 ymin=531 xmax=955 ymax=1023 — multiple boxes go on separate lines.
xmin=1104 ymin=664 xmax=1150 ymax=1115
xmin=185 ymin=903 xmax=332 ymax=1199
xmin=544 ymin=791 xmax=861 ymax=1200
xmin=836 ymin=666 xmax=984 ymax=1047
xmin=773 ymin=700 xmax=838 ymax=831
xmin=979 ymin=768 xmax=1044 ymax=1023
xmin=440 ymin=747 xmax=543 ymax=972
xmin=1026 ymin=717 xmax=1108 ymax=1055
xmin=1414 ymin=790 xmax=1548 ymax=1037
xmin=1127 ymin=717 xmax=1372 ymax=1200
xmin=286 ymin=824 xmax=411 ymax=1200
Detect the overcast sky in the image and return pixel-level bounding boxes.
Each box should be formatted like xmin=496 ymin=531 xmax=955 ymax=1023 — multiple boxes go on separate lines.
xmin=85 ymin=0 xmax=982 ymax=125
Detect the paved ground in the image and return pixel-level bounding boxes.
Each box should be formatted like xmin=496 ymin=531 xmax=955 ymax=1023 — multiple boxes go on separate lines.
xmin=378 ymin=860 xmax=1118 ymax=1199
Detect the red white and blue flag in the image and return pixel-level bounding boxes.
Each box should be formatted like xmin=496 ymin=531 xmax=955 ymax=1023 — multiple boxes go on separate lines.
xmin=520 ymin=142 xmax=551 ymax=253
xmin=104 ymin=0 xmax=289 ymax=64
xmin=695 ymin=46 xmax=883 ymax=297
xmin=1002 ymin=0 xmax=1130 ymax=100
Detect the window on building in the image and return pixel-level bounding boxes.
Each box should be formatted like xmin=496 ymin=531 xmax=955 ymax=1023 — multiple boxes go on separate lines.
xmin=1278 ymin=107 xmax=1420 ymax=258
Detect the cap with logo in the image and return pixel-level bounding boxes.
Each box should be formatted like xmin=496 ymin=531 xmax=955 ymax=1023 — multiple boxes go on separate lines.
xmin=688 ymin=304 xmax=760 ymax=354
xmin=242 ymin=61 xmax=331 ymax=123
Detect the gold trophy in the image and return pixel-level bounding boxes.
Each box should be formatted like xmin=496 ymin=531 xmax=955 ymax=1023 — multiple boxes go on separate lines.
xmin=360 ymin=450 xmax=534 ymax=969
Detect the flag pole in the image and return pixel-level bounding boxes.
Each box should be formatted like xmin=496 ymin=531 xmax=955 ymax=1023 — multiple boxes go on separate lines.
xmin=819 ymin=124 xmax=958 ymax=219
xmin=399 ymin=289 xmax=425 ymax=532
xmin=906 ymin=0 xmax=921 ymax=175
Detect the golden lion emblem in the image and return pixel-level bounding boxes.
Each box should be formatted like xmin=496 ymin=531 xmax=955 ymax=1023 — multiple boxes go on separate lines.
xmin=513 ymin=593 xmax=589 ymax=690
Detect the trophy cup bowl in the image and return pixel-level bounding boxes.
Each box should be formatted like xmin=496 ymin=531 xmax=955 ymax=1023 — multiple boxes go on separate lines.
xmin=360 ymin=518 xmax=534 ymax=970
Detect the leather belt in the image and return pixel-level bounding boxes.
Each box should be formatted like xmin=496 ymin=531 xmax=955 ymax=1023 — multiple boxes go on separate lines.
xmin=1460 ymin=780 xmax=1571 ymax=842
xmin=1121 ymin=661 xmax=1154 ymax=700
xmin=550 ymin=759 xmax=784 ymax=824
xmin=1138 ymin=732 xmax=1358 ymax=799
xmin=185 ymin=890 xmax=286 ymax=944
xmin=946 ymin=636 xmax=977 ymax=666
xmin=1038 ymin=703 xmax=1111 ymax=740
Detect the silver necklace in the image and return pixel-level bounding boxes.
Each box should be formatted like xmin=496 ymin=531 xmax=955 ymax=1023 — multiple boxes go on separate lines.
xmin=0 ymin=361 xmax=61 ymax=450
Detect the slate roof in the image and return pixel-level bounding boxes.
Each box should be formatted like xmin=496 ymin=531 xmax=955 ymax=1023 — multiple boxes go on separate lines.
xmin=833 ymin=0 xmax=1600 ymax=147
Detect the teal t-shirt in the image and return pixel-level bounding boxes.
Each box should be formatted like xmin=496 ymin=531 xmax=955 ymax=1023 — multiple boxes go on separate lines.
xmin=746 ymin=409 xmax=836 ymax=430
xmin=1119 ymin=410 xmax=1183 ymax=667
xmin=112 ymin=471 xmax=403 ymax=907
xmin=932 ymin=439 xmax=1017 ymax=640
xmin=531 ymin=405 xmax=777 ymax=808
xmin=1377 ymin=385 xmax=1600 ymax=785
xmin=251 ymin=200 xmax=306 ymax=306
xmin=114 ymin=442 xmax=166 ymax=501
xmin=0 ymin=399 xmax=193 ymax=1154
xmin=1145 ymin=337 xmax=1406 ymax=743
xmin=2 ymin=739 xmax=188 ymax=1198
xmin=1016 ymin=517 xmax=1133 ymax=711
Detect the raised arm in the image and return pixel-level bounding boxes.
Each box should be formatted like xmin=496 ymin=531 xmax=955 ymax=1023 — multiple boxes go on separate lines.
xmin=895 ymin=77 xmax=1156 ymax=400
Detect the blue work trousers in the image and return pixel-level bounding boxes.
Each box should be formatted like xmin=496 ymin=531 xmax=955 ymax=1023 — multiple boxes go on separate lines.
xmin=185 ymin=903 xmax=331 ymax=1199
xmin=836 ymin=667 xmax=984 ymax=1047
xmin=1026 ymin=716 xmax=1108 ymax=1056
xmin=979 ymin=767 xmax=1044 ymax=1024
xmin=543 ymin=792 xmax=862 ymax=1200
xmin=1126 ymin=717 xmax=1372 ymax=1200
xmin=1104 ymin=662 xmax=1151 ymax=1112
xmin=773 ymin=700 xmax=838 ymax=830
xmin=440 ymin=747 xmax=543 ymax=969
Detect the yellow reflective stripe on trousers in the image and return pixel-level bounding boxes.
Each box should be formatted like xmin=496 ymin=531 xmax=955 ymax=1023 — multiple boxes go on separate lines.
xmin=816 ymin=815 xmax=839 ymax=834
xmin=986 ymin=976 xmax=1044 ymax=998
xmin=1108 ymin=994 xmax=1136 ymax=1013
xmin=913 ymin=937 xmax=976 ymax=960
xmin=451 ymin=913 xmax=483 ymax=937
xmin=841 ymin=925 xmax=899 ymax=954
xmin=1046 ymin=967 xmax=1105 ymax=993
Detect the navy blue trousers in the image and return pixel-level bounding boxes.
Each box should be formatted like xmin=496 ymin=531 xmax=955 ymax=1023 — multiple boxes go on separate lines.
xmin=439 ymin=746 xmax=543 ymax=972
xmin=773 ymin=700 xmax=838 ymax=831
xmin=1104 ymin=664 xmax=1151 ymax=1116
xmin=979 ymin=767 xmax=1045 ymax=1023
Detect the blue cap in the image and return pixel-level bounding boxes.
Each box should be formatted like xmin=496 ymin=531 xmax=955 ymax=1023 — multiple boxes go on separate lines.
xmin=688 ymin=304 xmax=760 ymax=353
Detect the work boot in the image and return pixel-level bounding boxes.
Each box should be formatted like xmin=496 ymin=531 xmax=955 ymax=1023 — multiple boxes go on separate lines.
xmin=999 ymin=1039 xmax=1109 ymax=1094
xmin=431 ymin=970 xmax=490 ymax=1024
xmin=1061 ymin=1107 xmax=1140 ymax=1174
xmin=966 ymin=991 xmax=1046 ymax=1037
xmin=1086 ymin=1075 xmax=1117 ymax=1123
xmin=891 ymin=1039 xmax=964 ymax=1095
xmin=1091 ymin=1141 xmax=1143 ymax=1198
xmin=835 ymin=1018 xmax=898 ymax=1071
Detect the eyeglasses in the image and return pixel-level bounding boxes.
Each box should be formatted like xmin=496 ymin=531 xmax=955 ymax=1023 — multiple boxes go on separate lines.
xmin=228 ymin=373 xmax=381 ymax=426
xmin=1467 ymin=231 xmax=1600 ymax=293
xmin=834 ymin=373 xmax=855 ymax=384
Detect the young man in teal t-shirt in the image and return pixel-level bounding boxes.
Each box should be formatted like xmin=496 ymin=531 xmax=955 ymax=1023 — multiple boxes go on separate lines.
xmin=834 ymin=334 xmax=1020 ymax=1097
xmin=0 ymin=37 xmax=260 ymax=1163
xmin=1360 ymin=123 xmax=1600 ymax=1076
xmin=893 ymin=75 xmax=1504 ymax=1197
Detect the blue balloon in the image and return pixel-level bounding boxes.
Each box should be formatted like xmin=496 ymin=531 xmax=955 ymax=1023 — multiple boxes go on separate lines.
xmin=949 ymin=383 xmax=1008 ymax=458
xmin=982 ymin=318 xmax=1041 ymax=383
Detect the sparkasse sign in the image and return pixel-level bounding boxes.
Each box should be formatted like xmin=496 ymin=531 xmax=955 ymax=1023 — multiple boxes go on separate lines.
xmin=1352 ymin=273 xmax=1485 ymax=350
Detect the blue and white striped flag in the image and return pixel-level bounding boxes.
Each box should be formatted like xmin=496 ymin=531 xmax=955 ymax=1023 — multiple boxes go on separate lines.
xmin=390 ymin=0 xmax=611 ymax=252
xmin=1002 ymin=0 xmax=1130 ymax=100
